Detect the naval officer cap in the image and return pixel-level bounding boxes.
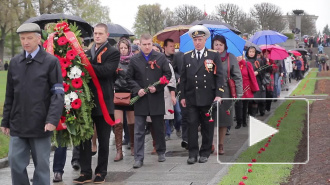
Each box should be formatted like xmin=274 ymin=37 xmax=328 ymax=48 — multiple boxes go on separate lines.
xmin=188 ymin=25 xmax=210 ymax=39
xmin=16 ymin=23 xmax=41 ymax=34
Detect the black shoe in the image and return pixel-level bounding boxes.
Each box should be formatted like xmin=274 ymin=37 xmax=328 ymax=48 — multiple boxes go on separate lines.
xmin=158 ymin=154 xmax=166 ymax=162
xmin=92 ymin=151 xmax=97 ymax=156
xmin=199 ymin=156 xmax=208 ymax=163
xmin=260 ymin=112 xmax=265 ymax=116
xmin=235 ymin=125 xmax=241 ymax=129
xmin=72 ymin=161 xmax=80 ymax=171
xmin=181 ymin=141 xmax=188 ymax=150
xmin=93 ymin=175 xmax=105 ymax=184
xmin=187 ymin=157 xmax=197 ymax=164
xmin=73 ymin=174 xmax=92 ymax=184
xmin=53 ymin=172 xmax=63 ymax=182
xmin=133 ymin=160 xmax=143 ymax=168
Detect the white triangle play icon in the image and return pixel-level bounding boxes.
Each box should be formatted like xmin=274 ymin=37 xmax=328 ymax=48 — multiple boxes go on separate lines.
xmin=249 ymin=116 xmax=278 ymax=146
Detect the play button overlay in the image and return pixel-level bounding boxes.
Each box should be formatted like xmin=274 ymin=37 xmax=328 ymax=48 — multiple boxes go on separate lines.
xmin=249 ymin=116 xmax=278 ymax=146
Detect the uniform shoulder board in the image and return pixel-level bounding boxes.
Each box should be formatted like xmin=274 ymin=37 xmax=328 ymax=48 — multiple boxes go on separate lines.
xmin=184 ymin=50 xmax=193 ymax=55
xmin=208 ymin=49 xmax=218 ymax=53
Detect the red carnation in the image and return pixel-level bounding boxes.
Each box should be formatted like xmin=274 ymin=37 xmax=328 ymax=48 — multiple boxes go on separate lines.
xmin=252 ymin=159 xmax=257 ymax=162
xmin=63 ymin=82 xmax=70 ymax=92
xmin=268 ymin=139 xmax=271 ymax=142
xmin=71 ymin=98 xmax=82 ymax=109
xmin=226 ymin=110 xmax=230 ymax=115
xmin=248 ymin=164 xmax=252 ymax=167
xmin=61 ymin=68 xmax=67 ymax=78
xmin=159 ymin=76 xmax=169 ymax=85
xmin=209 ymin=119 xmax=214 ymax=122
xmin=261 ymin=147 xmax=265 ymax=151
xmin=57 ymin=36 xmax=68 ymax=46
xmin=280 ymin=117 xmax=284 ymax=120
xmin=55 ymin=22 xmax=70 ymax=32
xmin=248 ymin=169 xmax=253 ymax=173
xmin=265 ymin=143 xmax=269 ymax=147
xmin=239 ymin=182 xmax=245 ymax=185
xmin=81 ymin=72 xmax=85 ymax=76
xmin=276 ymin=123 xmax=280 ymax=127
xmin=205 ymin=113 xmax=210 ymax=117
xmin=72 ymin=78 xmax=83 ymax=89
xmin=43 ymin=40 xmax=48 ymax=49
xmin=277 ymin=120 xmax=281 ymax=123
xmin=242 ymin=176 xmax=248 ymax=180
xmin=66 ymin=49 xmax=77 ymax=60
xmin=168 ymin=109 xmax=174 ymax=114
xmin=258 ymin=150 xmax=262 ymax=154
xmin=272 ymin=134 xmax=274 ymax=137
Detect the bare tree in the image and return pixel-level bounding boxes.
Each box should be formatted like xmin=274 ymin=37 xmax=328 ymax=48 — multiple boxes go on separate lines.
xmin=133 ymin=4 xmax=165 ymax=37
xmin=173 ymin=4 xmax=205 ymax=25
xmin=163 ymin=8 xmax=176 ymax=27
xmin=214 ymin=3 xmax=242 ymax=26
xmin=236 ymin=13 xmax=258 ymax=34
xmin=250 ymin=3 xmax=285 ymax=31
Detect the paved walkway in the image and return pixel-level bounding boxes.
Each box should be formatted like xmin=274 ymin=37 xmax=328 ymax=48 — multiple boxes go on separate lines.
xmin=0 ymin=71 xmax=305 ymax=185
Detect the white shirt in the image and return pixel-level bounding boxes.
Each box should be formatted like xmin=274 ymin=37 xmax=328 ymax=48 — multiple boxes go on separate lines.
xmin=195 ymin=47 xmax=205 ymax=59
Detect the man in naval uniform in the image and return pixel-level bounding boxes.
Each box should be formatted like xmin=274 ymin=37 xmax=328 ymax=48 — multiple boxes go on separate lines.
xmin=180 ymin=25 xmax=224 ymax=164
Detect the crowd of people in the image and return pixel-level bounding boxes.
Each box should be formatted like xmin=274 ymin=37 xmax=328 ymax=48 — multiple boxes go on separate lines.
xmin=0 ymin=21 xmax=321 ymax=185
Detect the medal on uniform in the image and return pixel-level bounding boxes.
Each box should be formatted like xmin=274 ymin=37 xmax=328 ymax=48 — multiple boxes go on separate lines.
xmin=204 ymin=59 xmax=217 ymax=74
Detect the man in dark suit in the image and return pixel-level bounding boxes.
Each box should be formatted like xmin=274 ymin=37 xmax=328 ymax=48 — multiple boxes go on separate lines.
xmin=74 ymin=23 xmax=120 ymax=184
xmin=180 ymin=25 xmax=224 ymax=164
xmin=126 ymin=33 xmax=171 ymax=168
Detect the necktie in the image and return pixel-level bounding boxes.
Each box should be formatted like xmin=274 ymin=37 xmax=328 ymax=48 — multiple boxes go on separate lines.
xmin=197 ymin=51 xmax=201 ymax=60
xmin=26 ymin=54 xmax=33 ymax=64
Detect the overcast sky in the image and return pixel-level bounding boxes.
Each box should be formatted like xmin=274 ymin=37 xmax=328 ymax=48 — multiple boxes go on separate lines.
xmin=100 ymin=0 xmax=328 ymax=33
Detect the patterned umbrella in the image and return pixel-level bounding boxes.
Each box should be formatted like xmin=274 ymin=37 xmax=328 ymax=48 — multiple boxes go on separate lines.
xmin=153 ymin=25 xmax=192 ymax=48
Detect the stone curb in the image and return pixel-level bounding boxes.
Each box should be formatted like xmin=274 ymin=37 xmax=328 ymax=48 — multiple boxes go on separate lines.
xmin=0 ymin=157 xmax=9 ymax=169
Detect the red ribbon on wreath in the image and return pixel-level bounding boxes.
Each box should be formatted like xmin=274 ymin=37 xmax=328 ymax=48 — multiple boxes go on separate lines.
xmin=46 ymin=25 xmax=119 ymax=126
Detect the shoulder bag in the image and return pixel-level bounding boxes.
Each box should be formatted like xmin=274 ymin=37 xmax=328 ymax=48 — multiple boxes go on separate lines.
xmin=227 ymin=57 xmax=237 ymax=98
xmin=114 ymin=92 xmax=131 ymax=106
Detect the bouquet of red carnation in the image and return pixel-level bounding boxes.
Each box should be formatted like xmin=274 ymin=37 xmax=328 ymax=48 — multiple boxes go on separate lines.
xmin=129 ymin=75 xmax=169 ymax=105
xmin=205 ymin=101 xmax=218 ymax=122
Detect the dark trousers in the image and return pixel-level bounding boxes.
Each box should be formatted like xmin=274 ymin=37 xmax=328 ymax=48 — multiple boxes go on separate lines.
xmin=186 ymin=105 xmax=214 ymax=158
xmin=134 ymin=115 xmax=165 ymax=162
xmin=180 ymin=105 xmax=188 ymax=142
xmin=53 ymin=146 xmax=67 ymax=174
xmin=265 ymin=91 xmax=273 ymax=111
xmin=71 ymin=146 xmax=80 ymax=165
xmin=235 ymin=100 xmax=249 ymax=126
xmin=174 ymin=99 xmax=182 ymax=131
xmin=80 ymin=115 xmax=113 ymax=177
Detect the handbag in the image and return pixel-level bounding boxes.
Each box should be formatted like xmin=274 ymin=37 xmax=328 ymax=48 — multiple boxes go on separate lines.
xmin=227 ymin=57 xmax=237 ymax=98
xmin=114 ymin=92 xmax=131 ymax=106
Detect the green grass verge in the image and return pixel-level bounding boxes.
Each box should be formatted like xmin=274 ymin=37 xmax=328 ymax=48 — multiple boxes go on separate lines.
xmin=0 ymin=71 xmax=7 ymax=116
xmin=0 ymin=118 xmax=10 ymax=159
xmin=219 ymin=100 xmax=307 ymax=185
xmin=290 ymin=69 xmax=318 ymax=96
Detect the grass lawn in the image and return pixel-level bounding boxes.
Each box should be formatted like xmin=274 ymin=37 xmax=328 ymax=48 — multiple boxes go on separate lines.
xmin=0 ymin=118 xmax=10 ymax=159
xmin=0 ymin=71 xmax=7 ymax=116
xmin=290 ymin=69 xmax=318 ymax=96
xmin=219 ymin=100 xmax=308 ymax=185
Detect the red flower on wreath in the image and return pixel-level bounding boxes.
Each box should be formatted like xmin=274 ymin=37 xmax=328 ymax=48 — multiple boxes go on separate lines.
xmin=159 ymin=75 xmax=169 ymax=85
xmin=168 ymin=109 xmax=174 ymax=114
xmin=72 ymin=78 xmax=83 ymax=89
xmin=55 ymin=22 xmax=70 ymax=32
xmin=66 ymin=49 xmax=77 ymax=60
xmin=63 ymin=82 xmax=70 ymax=92
xmin=59 ymin=57 xmax=72 ymax=68
xmin=43 ymin=39 xmax=48 ymax=49
xmin=71 ymin=98 xmax=82 ymax=109
xmin=57 ymin=36 xmax=68 ymax=46
xmin=61 ymin=68 xmax=67 ymax=78
xmin=56 ymin=116 xmax=67 ymax=131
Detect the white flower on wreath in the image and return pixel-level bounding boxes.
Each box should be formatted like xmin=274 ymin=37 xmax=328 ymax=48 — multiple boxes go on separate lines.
xmin=67 ymin=66 xmax=82 ymax=79
xmin=68 ymin=91 xmax=78 ymax=101
xmin=64 ymin=94 xmax=72 ymax=110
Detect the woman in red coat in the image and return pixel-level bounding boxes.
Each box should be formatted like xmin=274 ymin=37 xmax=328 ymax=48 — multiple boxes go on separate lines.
xmin=234 ymin=55 xmax=259 ymax=129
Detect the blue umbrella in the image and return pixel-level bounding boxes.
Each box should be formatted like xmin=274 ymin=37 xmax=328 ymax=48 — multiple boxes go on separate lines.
xmin=249 ymin=30 xmax=288 ymax=45
xmin=179 ymin=24 xmax=246 ymax=57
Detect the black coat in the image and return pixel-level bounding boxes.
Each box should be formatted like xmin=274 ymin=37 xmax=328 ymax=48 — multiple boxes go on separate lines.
xmin=126 ymin=50 xmax=171 ymax=116
xmin=180 ymin=48 xmax=224 ymax=106
xmin=1 ymin=47 xmax=64 ymax=138
xmin=86 ymin=42 xmax=120 ymax=116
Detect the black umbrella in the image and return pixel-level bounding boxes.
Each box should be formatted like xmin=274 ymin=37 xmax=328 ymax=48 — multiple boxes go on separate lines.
xmin=290 ymin=48 xmax=308 ymax=55
xmin=24 ymin=13 xmax=93 ymax=38
xmin=190 ymin=19 xmax=241 ymax=35
xmin=244 ymin=40 xmax=261 ymax=53
xmin=106 ymin=23 xmax=134 ymax=37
